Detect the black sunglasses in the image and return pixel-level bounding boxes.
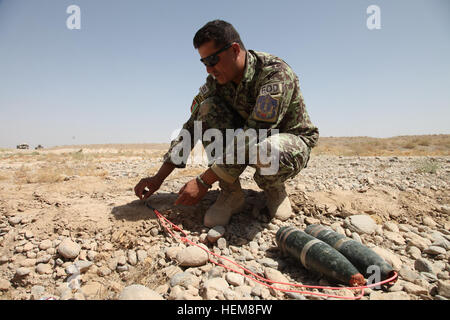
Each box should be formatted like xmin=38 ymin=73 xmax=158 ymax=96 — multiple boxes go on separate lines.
xmin=200 ymin=43 xmax=233 ymax=67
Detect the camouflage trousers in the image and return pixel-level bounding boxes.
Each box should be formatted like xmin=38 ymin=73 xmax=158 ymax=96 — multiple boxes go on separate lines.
xmin=195 ymin=97 xmax=311 ymax=190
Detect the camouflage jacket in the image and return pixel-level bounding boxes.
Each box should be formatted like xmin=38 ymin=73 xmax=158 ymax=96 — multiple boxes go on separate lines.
xmin=163 ymin=50 xmax=319 ymax=169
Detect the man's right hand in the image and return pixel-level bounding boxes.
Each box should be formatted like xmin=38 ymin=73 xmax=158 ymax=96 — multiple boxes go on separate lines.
xmin=134 ymin=176 xmax=163 ymax=200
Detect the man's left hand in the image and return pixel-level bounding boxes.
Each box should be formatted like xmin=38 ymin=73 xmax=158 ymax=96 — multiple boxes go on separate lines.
xmin=174 ymin=178 xmax=209 ymax=206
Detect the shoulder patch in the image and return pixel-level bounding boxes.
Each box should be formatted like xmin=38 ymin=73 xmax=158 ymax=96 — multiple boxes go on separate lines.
xmin=252 ymin=94 xmax=279 ymax=123
xmin=190 ymin=94 xmax=204 ymax=114
xmin=260 ymin=83 xmax=282 ymax=96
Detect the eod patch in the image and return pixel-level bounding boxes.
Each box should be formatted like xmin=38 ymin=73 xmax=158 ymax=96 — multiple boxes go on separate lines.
xmin=252 ymin=94 xmax=279 ymax=123
xmin=260 ymin=83 xmax=282 ymax=95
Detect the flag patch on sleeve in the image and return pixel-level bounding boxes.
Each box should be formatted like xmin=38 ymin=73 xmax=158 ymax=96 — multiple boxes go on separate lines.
xmin=190 ymin=94 xmax=204 ymax=113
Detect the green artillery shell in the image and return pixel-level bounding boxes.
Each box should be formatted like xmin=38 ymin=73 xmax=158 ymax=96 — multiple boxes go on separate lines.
xmin=276 ymin=226 xmax=365 ymax=286
xmin=305 ymin=224 xmax=395 ymax=281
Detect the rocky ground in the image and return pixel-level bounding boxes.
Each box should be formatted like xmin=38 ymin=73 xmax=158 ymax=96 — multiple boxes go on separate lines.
xmin=0 ymin=149 xmax=449 ymax=300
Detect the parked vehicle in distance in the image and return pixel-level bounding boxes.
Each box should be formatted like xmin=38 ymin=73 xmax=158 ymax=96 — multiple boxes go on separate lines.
xmin=16 ymin=143 xmax=30 ymax=150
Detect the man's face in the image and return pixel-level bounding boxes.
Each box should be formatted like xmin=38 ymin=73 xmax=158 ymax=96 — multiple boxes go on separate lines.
xmin=198 ymin=41 xmax=239 ymax=85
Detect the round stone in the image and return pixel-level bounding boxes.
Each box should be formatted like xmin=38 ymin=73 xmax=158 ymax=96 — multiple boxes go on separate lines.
xmin=225 ymin=272 xmax=244 ymax=287
xmin=176 ymin=245 xmax=209 ymax=267
xmin=16 ymin=267 xmax=31 ymax=277
xmin=207 ymin=226 xmax=226 ymax=243
xmin=39 ymin=239 xmax=53 ymax=251
xmin=344 ymin=215 xmax=378 ymax=235
xmin=36 ymin=263 xmax=53 ymax=275
xmin=57 ymin=239 xmax=80 ymax=260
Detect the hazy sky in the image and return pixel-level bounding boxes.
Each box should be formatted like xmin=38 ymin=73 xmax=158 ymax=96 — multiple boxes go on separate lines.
xmin=0 ymin=0 xmax=449 ymax=148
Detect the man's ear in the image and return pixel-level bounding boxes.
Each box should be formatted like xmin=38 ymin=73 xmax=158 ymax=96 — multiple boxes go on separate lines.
xmin=231 ymin=42 xmax=241 ymax=58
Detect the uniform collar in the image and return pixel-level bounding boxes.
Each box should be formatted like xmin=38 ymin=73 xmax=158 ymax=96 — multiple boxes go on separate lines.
xmin=241 ymin=50 xmax=256 ymax=83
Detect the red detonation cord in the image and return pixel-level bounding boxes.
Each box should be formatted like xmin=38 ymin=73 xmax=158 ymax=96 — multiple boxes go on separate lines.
xmin=147 ymin=203 xmax=398 ymax=300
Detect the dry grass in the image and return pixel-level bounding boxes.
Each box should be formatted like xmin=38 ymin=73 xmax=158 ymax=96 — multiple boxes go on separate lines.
xmin=414 ymin=158 xmax=440 ymax=174
xmin=47 ymin=143 xmax=169 ymax=152
xmin=311 ymin=134 xmax=450 ymax=156
xmin=3 ymin=135 xmax=449 ymax=186
xmin=0 ymin=145 xmax=168 ymax=164
xmin=13 ymin=162 xmax=108 ymax=184
xmin=127 ymin=258 xmax=171 ymax=291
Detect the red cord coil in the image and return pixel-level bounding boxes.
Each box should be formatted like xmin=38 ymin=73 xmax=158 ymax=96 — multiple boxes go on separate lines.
xmin=148 ymin=204 xmax=398 ymax=300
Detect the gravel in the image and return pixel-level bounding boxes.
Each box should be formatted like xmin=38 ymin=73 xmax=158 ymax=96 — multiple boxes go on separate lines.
xmin=0 ymin=155 xmax=448 ymax=300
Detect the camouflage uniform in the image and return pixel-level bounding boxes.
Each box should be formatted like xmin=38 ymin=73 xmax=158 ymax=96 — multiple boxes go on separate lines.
xmin=163 ymin=50 xmax=319 ymax=189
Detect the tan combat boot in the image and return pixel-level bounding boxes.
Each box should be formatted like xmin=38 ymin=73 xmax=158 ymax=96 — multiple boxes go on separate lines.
xmin=264 ymin=184 xmax=293 ymax=221
xmin=203 ymin=179 xmax=245 ymax=227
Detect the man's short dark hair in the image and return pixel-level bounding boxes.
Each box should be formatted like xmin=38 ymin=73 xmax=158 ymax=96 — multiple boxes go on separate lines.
xmin=193 ymin=20 xmax=246 ymax=51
